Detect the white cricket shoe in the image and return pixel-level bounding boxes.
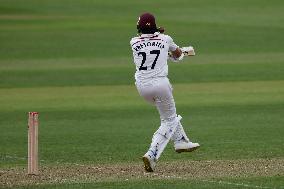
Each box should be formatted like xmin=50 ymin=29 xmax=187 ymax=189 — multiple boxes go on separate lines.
xmin=142 ymin=152 xmax=156 ymax=172
xmin=174 ymin=141 xmax=200 ymax=153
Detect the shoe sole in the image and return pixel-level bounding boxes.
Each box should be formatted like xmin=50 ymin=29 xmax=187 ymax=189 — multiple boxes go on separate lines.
xmin=175 ymin=145 xmax=200 ymax=153
xmin=142 ymin=156 xmax=154 ymax=172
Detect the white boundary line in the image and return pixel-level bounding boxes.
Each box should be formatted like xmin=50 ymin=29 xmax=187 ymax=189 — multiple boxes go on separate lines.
xmin=156 ymin=175 xmax=279 ymax=189
xmin=201 ymin=179 xmax=279 ymax=189
xmin=1 ymin=154 xmax=47 ymax=162
xmin=1 ymin=155 xmax=26 ymax=161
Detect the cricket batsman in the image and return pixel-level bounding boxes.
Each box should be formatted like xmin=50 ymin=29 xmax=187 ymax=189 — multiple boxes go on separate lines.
xmin=130 ymin=13 xmax=200 ymax=172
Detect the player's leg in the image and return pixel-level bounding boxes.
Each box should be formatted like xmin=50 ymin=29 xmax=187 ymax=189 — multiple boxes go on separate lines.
xmin=136 ymin=82 xmax=161 ymax=172
xmin=171 ymin=115 xmax=200 ymax=153
xmin=141 ymin=78 xmax=200 ymax=154
xmin=137 ymin=78 xmax=199 ymax=171
xmin=152 ymin=78 xmax=199 ymax=155
xmin=142 ymin=116 xmax=179 ymax=172
xmin=141 ymin=78 xmax=179 ymax=171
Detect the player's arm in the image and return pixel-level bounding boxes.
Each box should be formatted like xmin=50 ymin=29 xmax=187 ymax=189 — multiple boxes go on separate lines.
xmin=168 ymin=47 xmax=184 ymax=62
xmin=171 ymin=48 xmax=182 ymax=59
xmin=168 ymin=46 xmax=195 ymax=62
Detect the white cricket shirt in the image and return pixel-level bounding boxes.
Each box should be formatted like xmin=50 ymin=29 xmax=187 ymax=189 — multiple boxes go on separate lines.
xmin=130 ymin=32 xmax=178 ymax=82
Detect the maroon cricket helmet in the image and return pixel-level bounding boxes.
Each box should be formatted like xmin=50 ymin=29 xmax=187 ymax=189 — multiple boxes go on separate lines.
xmin=137 ymin=13 xmax=157 ymax=34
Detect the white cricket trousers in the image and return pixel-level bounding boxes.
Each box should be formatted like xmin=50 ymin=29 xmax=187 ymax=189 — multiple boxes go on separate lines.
xmin=136 ymin=77 xmax=179 ymax=159
xmin=136 ymin=77 xmax=177 ymax=122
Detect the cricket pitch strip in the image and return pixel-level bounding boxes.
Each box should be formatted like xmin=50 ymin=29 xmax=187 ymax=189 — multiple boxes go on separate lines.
xmin=1 ymin=158 xmax=283 ymax=188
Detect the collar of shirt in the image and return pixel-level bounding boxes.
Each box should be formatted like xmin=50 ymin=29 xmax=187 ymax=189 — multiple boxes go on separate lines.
xmin=140 ymin=32 xmax=160 ymax=38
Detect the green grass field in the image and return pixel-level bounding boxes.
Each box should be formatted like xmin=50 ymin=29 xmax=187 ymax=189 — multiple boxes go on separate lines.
xmin=0 ymin=0 xmax=284 ymax=188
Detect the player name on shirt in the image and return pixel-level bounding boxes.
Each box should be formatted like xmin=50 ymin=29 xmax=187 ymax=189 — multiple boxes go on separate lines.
xmin=133 ymin=40 xmax=165 ymax=52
